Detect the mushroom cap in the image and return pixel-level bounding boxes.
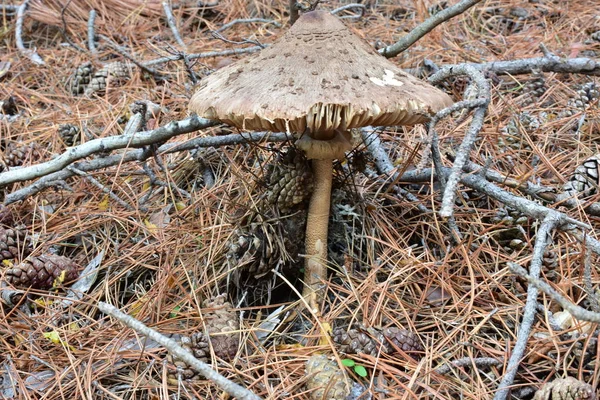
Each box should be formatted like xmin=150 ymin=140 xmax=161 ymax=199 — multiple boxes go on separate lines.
xmin=189 ymin=10 xmax=453 ymax=139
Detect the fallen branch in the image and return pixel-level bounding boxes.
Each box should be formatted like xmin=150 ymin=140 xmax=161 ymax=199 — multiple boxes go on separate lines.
xmin=216 ymin=18 xmax=281 ymax=33
xmin=162 ymin=2 xmax=187 ymax=50
xmin=379 ymin=0 xmax=482 ymax=58
xmin=330 ymin=4 xmax=366 ymax=20
xmin=428 ymin=65 xmax=491 ymax=218
xmin=15 ymin=0 xmax=45 ymax=65
xmin=87 ymin=9 xmax=98 ymax=56
xmin=143 ymin=46 xmax=263 ymax=67
xmin=98 ymin=302 xmax=262 ymax=400
xmin=0 ymin=116 xmax=218 ymax=187
xmin=5 ymin=131 xmax=291 ymax=204
xmin=494 ymin=212 xmax=562 ymax=400
xmin=508 ymin=263 xmax=600 ymax=324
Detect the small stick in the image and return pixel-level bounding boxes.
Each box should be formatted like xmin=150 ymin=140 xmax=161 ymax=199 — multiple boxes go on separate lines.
xmin=330 ymin=4 xmax=366 ymax=20
xmin=143 ymin=46 xmax=263 ymax=67
xmin=5 ymin=131 xmax=291 ymax=203
xmin=15 ymin=0 xmax=45 ymax=65
xmin=508 ymin=263 xmax=600 ymax=324
xmin=428 ymin=65 xmax=491 ymax=218
xmin=98 ymin=302 xmax=262 ymax=400
xmin=88 ymin=9 xmax=98 ymax=56
xmin=98 ymin=34 xmax=162 ymax=77
xmin=216 ymin=18 xmax=281 ymax=33
xmin=68 ymin=167 xmax=135 ymax=211
xmin=494 ymin=213 xmax=562 ymax=400
xmin=0 ymin=116 xmax=218 ymax=187
xmin=162 ymin=2 xmax=187 ymax=50
xmin=289 ymin=0 xmax=299 ymax=25
xmin=379 ymin=0 xmax=482 ymax=58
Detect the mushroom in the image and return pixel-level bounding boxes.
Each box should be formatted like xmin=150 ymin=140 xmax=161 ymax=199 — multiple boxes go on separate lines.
xmin=189 ymin=10 xmax=453 ymax=311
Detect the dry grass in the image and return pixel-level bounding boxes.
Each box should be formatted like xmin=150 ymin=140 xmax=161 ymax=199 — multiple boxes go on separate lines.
xmin=1 ymin=0 xmax=600 ymax=398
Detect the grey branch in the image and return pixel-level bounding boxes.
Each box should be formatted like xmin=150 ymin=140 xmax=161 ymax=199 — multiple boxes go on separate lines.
xmin=508 ymin=263 xmax=600 ymax=324
xmin=494 ymin=213 xmax=562 ymax=400
xmin=216 ymin=18 xmax=281 ymax=33
xmin=428 ymin=65 xmax=491 ymax=218
xmin=379 ymin=0 xmax=482 ymax=58
xmin=5 ymin=131 xmax=291 ymax=204
xmin=162 ymin=2 xmax=187 ymax=50
xmin=0 ymin=116 xmax=218 ymax=187
xmin=98 ymin=34 xmax=162 ymax=77
xmin=143 ymin=46 xmax=263 ymax=67
xmin=16 ymin=0 xmax=44 ymax=65
xmin=436 ymin=56 xmax=600 ymax=77
xmin=87 ymin=9 xmax=98 ymax=56
xmin=330 ymin=4 xmax=366 ymax=20
xmin=98 ymin=302 xmax=262 ymax=400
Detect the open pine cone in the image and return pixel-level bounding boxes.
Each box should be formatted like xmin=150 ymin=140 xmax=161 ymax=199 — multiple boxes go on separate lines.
xmin=332 ymin=324 xmax=423 ymax=358
xmin=533 ymin=376 xmax=595 ymax=400
xmin=168 ymin=295 xmax=239 ymax=381
xmin=266 ymin=148 xmax=313 ymax=211
xmin=84 ymin=61 xmax=132 ymax=95
xmin=4 ymin=254 xmax=79 ymax=290
xmin=305 ymin=354 xmax=351 ymax=400
xmin=0 ymin=226 xmax=31 ymax=261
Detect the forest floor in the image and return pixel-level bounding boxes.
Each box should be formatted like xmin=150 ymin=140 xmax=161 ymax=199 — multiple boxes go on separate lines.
xmin=1 ymin=0 xmax=600 ymax=399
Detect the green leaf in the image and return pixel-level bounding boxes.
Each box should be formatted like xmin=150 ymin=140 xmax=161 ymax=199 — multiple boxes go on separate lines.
xmin=169 ymin=305 xmax=181 ymax=318
xmin=341 ymin=359 xmax=355 ymax=367
xmin=354 ymin=365 xmax=368 ymax=377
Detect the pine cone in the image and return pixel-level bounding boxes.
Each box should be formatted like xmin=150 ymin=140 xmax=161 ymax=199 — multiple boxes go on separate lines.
xmin=522 ymin=70 xmax=546 ymax=105
xmin=563 ymin=154 xmax=600 ymax=197
xmin=561 ymin=82 xmax=600 ymax=117
xmin=333 ymin=325 xmax=422 ymax=357
xmin=2 ymin=142 xmax=40 ymax=168
xmin=491 ymin=207 xmax=529 ymax=226
xmin=305 ymin=354 xmax=351 ymax=400
xmin=0 ymin=226 xmax=31 ymax=261
xmin=203 ymin=294 xmax=239 ymax=360
xmin=266 ymin=148 xmax=313 ymax=211
xmin=85 ymin=61 xmax=132 ymax=95
xmin=167 ymin=295 xmax=239 ymax=382
xmin=226 ymin=212 xmax=306 ymax=281
xmin=498 ymin=112 xmax=543 ymax=152
xmin=4 ymin=254 xmax=79 ymax=290
xmin=68 ymin=62 xmax=94 ymax=95
xmin=167 ymin=332 xmax=211 ymax=381
xmin=382 ymin=327 xmax=424 ymax=355
xmin=532 ymin=376 xmax=595 ymax=400
xmin=58 ymin=124 xmax=81 ymax=146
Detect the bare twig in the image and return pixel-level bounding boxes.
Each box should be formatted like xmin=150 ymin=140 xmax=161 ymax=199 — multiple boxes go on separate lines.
xmin=289 ymin=0 xmax=299 ymax=25
xmin=98 ymin=302 xmax=262 ymax=400
xmin=68 ymin=167 xmax=135 ymax=211
xmin=428 ymin=65 xmax=491 ymax=218
xmin=436 ymin=357 xmax=503 ymax=375
xmin=87 ymin=9 xmax=98 ymax=56
xmin=216 ymin=18 xmax=281 ymax=33
xmin=330 ymin=4 xmax=366 ymax=20
xmin=59 ymin=0 xmax=86 ymax=52
xmin=162 ymin=2 xmax=187 ymax=50
xmin=15 ymin=0 xmax=45 ymax=65
xmin=143 ymin=46 xmax=263 ymax=67
xmin=98 ymin=34 xmax=162 ymax=77
xmin=494 ymin=212 xmax=562 ymax=400
xmin=379 ymin=0 xmax=482 ymax=58
xmin=0 ymin=116 xmax=219 ymax=188
xmin=434 ymin=56 xmax=600 ymax=77
xmin=508 ymin=263 xmax=600 ymax=324
xmin=5 ymin=130 xmax=291 ymax=203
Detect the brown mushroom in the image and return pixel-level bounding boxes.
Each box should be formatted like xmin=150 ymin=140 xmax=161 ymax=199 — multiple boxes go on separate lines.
xmin=189 ymin=10 xmax=453 ymax=311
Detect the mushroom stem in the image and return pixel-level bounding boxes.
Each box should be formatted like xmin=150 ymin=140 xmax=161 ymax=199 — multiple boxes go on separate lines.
xmin=303 ymin=158 xmax=333 ymax=312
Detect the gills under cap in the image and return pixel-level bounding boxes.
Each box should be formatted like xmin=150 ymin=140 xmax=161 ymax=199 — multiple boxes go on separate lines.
xmin=189 ymin=10 xmax=453 ymax=139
